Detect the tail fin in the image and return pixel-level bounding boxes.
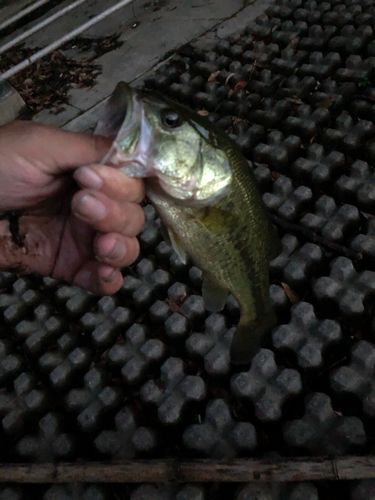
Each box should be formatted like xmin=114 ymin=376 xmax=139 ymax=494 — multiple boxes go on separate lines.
xmin=230 ymin=312 xmax=277 ymax=366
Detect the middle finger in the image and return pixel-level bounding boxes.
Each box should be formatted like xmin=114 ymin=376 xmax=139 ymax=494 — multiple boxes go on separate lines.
xmin=71 ymin=189 xmax=145 ymax=237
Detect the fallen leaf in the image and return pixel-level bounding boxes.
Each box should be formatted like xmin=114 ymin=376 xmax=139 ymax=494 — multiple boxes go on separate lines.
xmin=234 ymin=81 xmax=247 ymax=91
xmin=225 ymin=72 xmax=236 ymax=85
xmin=165 ymin=299 xmax=185 ymax=315
xmin=281 ymin=282 xmax=300 ymax=304
xmin=0 ymin=34 xmax=122 ymax=113
xmin=231 ymin=116 xmax=246 ymax=125
xmin=288 ymin=36 xmax=300 ymax=49
xmin=285 ymin=96 xmax=303 ymax=105
xmin=208 ymin=70 xmax=220 ymax=82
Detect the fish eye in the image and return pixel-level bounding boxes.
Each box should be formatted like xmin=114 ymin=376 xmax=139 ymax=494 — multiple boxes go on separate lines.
xmin=161 ymin=109 xmax=182 ymax=128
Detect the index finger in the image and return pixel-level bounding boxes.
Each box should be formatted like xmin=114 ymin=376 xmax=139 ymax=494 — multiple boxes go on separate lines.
xmin=73 ymin=164 xmax=145 ymax=204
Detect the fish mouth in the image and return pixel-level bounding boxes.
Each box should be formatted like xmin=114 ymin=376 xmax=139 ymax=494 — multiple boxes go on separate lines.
xmin=94 ymin=82 xmax=134 ymax=141
xmin=95 ymin=81 xmax=152 ymax=178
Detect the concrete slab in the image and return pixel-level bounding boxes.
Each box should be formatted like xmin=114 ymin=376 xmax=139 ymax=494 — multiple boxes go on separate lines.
xmin=0 ymin=0 xmax=39 ymax=22
xmin=65 ymin=0 xmax=252 ymax=112
xmin=1 ymin=0 xmax=245 ymax=50
xmin=0 ymin=81 xmax=27 ymax=126
xmin=64 ymin=0 xmax=272 ymax=133
xmin=32 ymin=104 xmax=81 ymax=127
xmin=193 ymin=0 xmax=273 ymax=50
xmin=216 ymin=0 xmax=273 ymax=39
xmin=0 ymin=0 xmax=100 ymax=48
xmin=63 ymin=96 xmax=108 ymax=133
xmin=1 ymin=0 xmax=271 ymax=130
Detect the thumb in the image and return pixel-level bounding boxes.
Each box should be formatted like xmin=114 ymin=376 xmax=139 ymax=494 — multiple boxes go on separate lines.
xmin=1 ymin=121 xmax=113 ymax=174
xmin=46 ymin=128 xmax=113 ymax=174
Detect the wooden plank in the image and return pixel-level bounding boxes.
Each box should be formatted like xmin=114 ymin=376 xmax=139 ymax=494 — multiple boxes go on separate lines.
xmin=0 ymin=457 xmax=374 ymax=483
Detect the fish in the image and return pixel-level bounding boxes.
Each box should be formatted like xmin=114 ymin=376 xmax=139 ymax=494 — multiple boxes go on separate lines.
xmin=94 ymin=81 xmax=282 ymax=365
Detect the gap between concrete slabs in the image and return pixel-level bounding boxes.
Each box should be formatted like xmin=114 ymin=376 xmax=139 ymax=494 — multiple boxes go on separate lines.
xmin=60 ymin=0 xmax=273 ymax=133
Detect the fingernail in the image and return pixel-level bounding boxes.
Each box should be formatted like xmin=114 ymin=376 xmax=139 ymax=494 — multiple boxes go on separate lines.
xmin=99 ymin=265 xmax=116 ymax=282
xmin=102 ymin=240 xmax=126 ymax=260
xmin=74 ymin=167 xmax=103 ymax=190
xmin=75 ymin=194 xmax=106 ymax=221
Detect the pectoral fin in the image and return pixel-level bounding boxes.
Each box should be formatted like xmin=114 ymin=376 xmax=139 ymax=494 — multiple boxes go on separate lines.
xmin=202 ymin=275 xmax=229 ymax=312
xmin=165 ymin=226 xmax=188 ymax=265
xmin=193 ymin=206 xmax=234 ymax=234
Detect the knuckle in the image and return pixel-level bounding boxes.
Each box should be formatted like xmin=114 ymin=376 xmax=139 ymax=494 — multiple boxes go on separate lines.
xmin=119 ymin=204 xmax=144 ymax=236
xmin=135 ymin=187 xmax=146 ymax=204
xmin=125 ymin=240 xmax=140 ymax=265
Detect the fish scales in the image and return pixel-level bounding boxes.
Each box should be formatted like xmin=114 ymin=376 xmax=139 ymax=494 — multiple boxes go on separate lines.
xmin=147 ymin=141 xmax=272 ymax=326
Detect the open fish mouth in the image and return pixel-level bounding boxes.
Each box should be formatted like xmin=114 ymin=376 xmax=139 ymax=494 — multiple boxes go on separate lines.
xmin=94 ymin=81 xmax=134 ymax=141
xmin=94 ymin=82 xmax=153 ymax=178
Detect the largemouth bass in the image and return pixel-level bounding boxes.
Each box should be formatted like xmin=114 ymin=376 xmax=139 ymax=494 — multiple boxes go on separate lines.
xmin=95 ymin=82 xmax=281 ymax=365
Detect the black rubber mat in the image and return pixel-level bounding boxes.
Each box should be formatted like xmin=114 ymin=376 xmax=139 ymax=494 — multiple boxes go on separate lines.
xmin=1 ymin=0 xmax=375 ymax=498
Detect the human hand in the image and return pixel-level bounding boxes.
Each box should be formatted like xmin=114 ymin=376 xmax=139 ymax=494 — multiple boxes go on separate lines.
xmin=0 ymin=120 xmax=145 ymax=295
